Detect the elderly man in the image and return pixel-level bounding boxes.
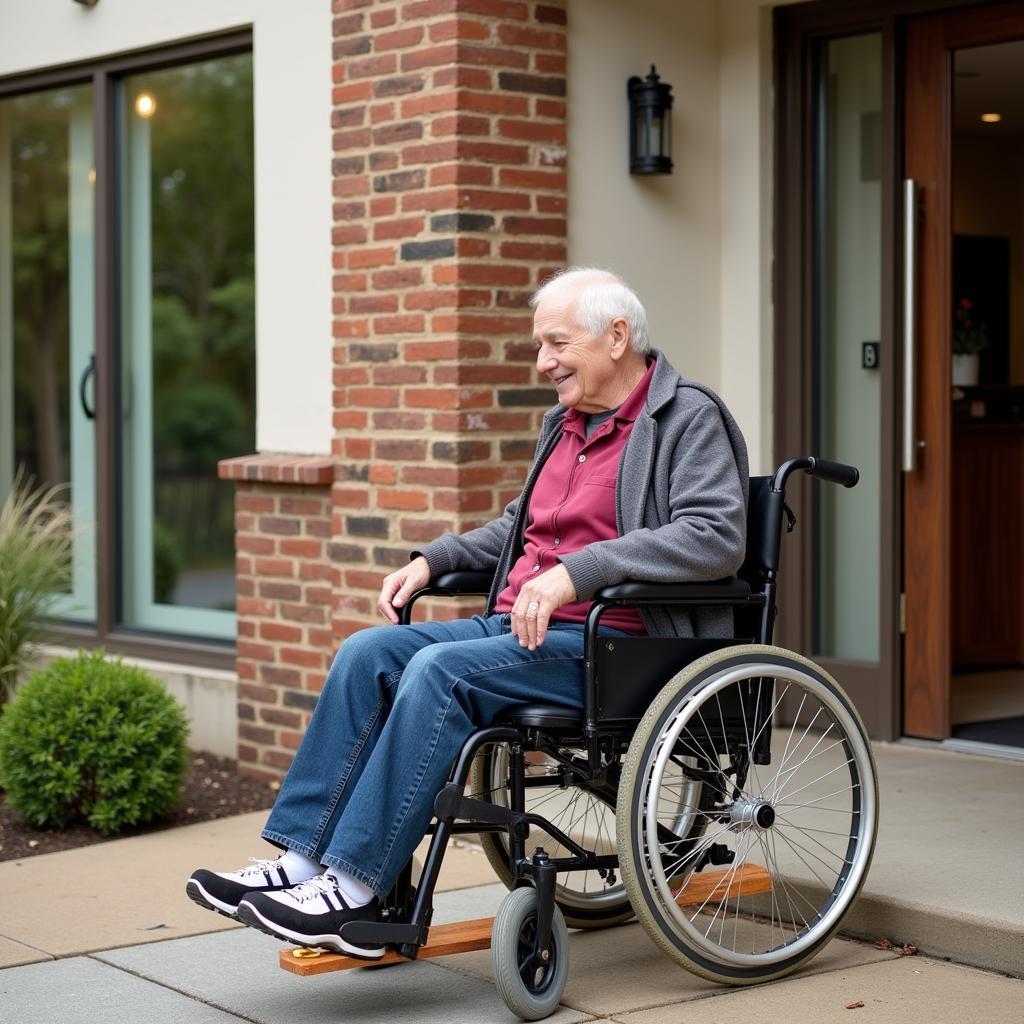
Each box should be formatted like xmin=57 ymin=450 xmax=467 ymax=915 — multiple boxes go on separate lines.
xmin=186 ymin=267 xmax=748 ymax=957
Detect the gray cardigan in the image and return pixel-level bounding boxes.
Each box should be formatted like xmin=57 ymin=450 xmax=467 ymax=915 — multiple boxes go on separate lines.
xmin=418 ymin=350 xmax=749 ymax=638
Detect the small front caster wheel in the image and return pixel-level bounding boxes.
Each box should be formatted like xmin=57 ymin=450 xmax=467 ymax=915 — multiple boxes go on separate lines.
xmin=492 ymin=887 xmax=569 ymax=1021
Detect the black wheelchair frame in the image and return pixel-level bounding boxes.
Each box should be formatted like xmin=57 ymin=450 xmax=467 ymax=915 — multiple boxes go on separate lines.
xmin=331 ymin=455 xmax=860 ymax=968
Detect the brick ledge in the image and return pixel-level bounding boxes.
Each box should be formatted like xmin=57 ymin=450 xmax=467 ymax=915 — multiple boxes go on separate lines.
xmin=218 ymin=454 xmax=334 ymax=485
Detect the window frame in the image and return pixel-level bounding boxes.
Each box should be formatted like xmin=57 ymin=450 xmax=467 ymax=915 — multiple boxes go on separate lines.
xmin=0 ymin=29 xmax=253 ymax=670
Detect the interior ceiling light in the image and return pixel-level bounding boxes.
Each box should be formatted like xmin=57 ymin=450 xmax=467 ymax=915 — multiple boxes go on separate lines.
xmin=981 ymin=112 xmax=1002 ymax=123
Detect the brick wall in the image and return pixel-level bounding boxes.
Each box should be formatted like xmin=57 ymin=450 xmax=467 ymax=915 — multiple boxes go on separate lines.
xmin=330 ymin=0 xmax=568 ymax=648
xmin=222 ymin=0 xmax=569 ymax=779
xmin=220 ymin=457 xmax=334 ymax=780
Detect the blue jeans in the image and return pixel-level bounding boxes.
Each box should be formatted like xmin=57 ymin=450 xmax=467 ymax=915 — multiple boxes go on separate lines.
xmin=262 ymin=614 xmax=626 ymax=899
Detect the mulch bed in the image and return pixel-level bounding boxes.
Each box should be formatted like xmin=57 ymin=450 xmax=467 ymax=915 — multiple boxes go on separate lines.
xmin=0 ymin=752 xmax=279 ymax=862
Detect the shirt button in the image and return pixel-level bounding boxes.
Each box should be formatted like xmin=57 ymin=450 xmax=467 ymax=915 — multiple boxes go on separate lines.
xmin=532 ymin=564 xmax=540 ymax=572
xmin=578 ymin=454 xmax=586 ymax=463
xmin=554 ymin=538 xmax=561 ymax=547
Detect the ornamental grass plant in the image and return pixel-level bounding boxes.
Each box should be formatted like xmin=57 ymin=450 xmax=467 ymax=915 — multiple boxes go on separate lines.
xmin=0 ymin=650 xmax=189 ymax=835
xmin=0 ymin=471 xmax=74 ymax=704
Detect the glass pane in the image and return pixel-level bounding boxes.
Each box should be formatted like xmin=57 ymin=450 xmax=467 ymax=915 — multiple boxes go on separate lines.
xmin=814 ymin=34 xmax=882 ymax=661
xmin=120 ymin=54 xmax=254 ymax=637
xmin=0 ymin=84 xmax=96 ymax=623
xmin=950 ymin=42 xmax=1024 ymax=719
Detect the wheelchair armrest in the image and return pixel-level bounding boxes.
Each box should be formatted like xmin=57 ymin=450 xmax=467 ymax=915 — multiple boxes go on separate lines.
xmin=425 ymin=571 xmax=494 ymax=596
xmin=593 ymin=577 xmax=752 ymax=605
xmin=398 ymin=571 xmax=492 ymax=624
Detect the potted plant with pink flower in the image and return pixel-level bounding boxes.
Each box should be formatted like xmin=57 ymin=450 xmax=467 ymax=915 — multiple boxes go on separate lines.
xmin=952 ymin=297 xmax=989 ymax=387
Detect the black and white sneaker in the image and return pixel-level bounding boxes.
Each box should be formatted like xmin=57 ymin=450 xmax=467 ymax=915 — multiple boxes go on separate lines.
xmin=237 ymin=874 xmax=385 ymax=959
xmin=186 ymin=858 xmax=297 ymax=919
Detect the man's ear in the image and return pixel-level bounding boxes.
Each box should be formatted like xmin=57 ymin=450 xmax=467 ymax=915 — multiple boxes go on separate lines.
xmin=609 ymin=317 xmax=631 ymax=359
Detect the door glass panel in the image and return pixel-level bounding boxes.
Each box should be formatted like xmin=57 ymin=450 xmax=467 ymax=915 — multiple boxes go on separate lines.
xmin=814 ymin=34 xmax=882 ymax=661
xmin=0 ymin=84 xmax=96 ymax=623
xmin=950 ymin=41 xmax=1024 ymax=736
xmin=120 ymin=55 xmax=254 ymax=638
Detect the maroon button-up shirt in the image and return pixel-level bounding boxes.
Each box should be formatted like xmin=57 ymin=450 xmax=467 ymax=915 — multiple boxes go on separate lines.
xmin=494 ymin=360 xmax=655 ymax=633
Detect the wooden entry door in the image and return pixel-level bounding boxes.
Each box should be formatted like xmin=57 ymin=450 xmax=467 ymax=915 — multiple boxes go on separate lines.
xmin=902 ymin=2 xmax=1024 ymax=738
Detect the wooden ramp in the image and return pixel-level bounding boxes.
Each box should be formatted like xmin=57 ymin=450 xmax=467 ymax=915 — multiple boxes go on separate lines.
xmin=279 ymin=863 xmax=772 ymax=977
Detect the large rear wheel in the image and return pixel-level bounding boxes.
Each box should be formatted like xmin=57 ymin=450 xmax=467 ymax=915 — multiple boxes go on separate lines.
xmin=617 ymin=645 xmax=878 ymax=985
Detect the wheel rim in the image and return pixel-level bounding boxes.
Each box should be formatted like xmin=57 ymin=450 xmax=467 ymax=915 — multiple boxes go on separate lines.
xmin=516 ymin=915 xmax=557 ymax=994
xmin=479 ymin=745 xmax=628 ymax=911
xmin=637 ymin=661 xmax=876 ymax=968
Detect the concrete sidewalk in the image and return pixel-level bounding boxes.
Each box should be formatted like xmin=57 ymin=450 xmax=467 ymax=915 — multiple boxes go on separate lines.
xmin=787 ymin=738 xmax=1024 ymax=977
xmin=0 ymin=739 xmax=1022 ymax=1022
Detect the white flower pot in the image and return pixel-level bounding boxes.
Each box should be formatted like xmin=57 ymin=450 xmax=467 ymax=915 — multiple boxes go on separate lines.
xmin=952 ymin=353 xmax=979 ymax=387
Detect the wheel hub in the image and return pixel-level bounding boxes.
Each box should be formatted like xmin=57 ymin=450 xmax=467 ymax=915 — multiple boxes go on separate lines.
xmin=729 ymin=796 xmax=776 ymax=832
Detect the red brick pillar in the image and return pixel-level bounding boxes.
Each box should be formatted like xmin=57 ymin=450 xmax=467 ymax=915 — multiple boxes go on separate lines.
xmin=222 ymin=0 xmax=568 ymax=780
xmin=329 ymin=0 xmax=568 ymax=646
xmin=218 ymin=457 xmax=335 ymax=779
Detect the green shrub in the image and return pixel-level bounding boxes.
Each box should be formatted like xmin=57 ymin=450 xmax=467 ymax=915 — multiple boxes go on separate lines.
xmin=0 ymin=471 xmax=73 ymax=703
xmin=0 ymin=650 xmax=189 ymax=835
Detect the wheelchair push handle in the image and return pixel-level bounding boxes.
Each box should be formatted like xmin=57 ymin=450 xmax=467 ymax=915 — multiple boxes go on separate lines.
xmin=773 ymin=455 xmax=859 ymax=492
xmin=807 ymin=457 xmax=859 ymax=488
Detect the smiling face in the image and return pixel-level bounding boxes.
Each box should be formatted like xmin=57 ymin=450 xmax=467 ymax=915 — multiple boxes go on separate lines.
xmin=533 ymin=281 xmax=646 ymax=413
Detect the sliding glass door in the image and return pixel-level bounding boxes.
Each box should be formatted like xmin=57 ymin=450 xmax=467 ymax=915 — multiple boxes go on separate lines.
xmin=120 ymin=56 xmax=254 ymax=636
xmin=0 ymin=84 xmax=97 ymax=622
xmin=0 ymin=37 xmax=253 ymax=652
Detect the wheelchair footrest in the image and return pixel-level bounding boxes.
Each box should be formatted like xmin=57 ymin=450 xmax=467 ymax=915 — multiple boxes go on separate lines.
xmin=278 ymin=917 xmax=494 ymax=977
xmin=277 ymin=864 xmax=773 ymax=978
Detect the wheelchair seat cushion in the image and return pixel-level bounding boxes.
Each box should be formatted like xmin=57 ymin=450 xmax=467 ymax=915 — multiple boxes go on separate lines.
xmin=497 ymin=703 xmax=584 ymax=730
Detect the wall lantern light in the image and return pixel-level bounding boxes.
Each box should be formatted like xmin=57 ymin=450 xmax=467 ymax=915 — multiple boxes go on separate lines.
xmin=627 ymin=65 xmax=673 ymax=175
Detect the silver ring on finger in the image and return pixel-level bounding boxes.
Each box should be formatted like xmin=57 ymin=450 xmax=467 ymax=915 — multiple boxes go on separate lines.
xmin=527 ymin=601 xmax=540 ymax=615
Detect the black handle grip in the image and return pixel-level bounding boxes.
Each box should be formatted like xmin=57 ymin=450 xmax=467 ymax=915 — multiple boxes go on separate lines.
xmin=807 ymin=457 xmax=859 ymax=488
xmin=79 ymin=354 xmax=96 ymax=421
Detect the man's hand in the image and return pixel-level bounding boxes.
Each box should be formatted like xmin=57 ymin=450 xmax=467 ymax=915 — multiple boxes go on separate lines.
xmin=378 ymin=556 xmax=432 ymax=624
xmin=510 ymin=564 xmax=577 ymax=650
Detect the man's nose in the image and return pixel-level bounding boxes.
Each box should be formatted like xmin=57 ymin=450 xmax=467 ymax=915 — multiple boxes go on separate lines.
xmin=536 ymin=347 xmax=558 ymax=374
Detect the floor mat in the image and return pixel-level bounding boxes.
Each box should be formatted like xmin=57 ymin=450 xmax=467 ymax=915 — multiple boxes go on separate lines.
xmin=951 ymin=715 xmax=1024 ymax=748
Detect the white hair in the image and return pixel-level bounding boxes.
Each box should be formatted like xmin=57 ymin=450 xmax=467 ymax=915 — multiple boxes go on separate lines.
xmin=530 ymin=266 xmax=651 ymax=354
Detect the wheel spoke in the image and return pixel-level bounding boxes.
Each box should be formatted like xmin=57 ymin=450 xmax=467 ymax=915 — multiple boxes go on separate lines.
xmin=770 ymin=732 xmax=847 ymax=803
xmin=765 ymin=707 xmax=824 ymax=800
xmin=746 ymin=681 xmax=793 ymax=774
xmin=767 ymin=832 xmax=811 ymax=940
xmin=734 ymin=680 xmax=762 ymax=796
xmin=765 ymin=692 xmax=808 ymax=800
xmin=775 ymin=783 xmax=857 ymax=810
xmin=773 ymin=821 xmax=852 ymax=871
xmin=756 ymin=832 xmax=798 ymax=944
xmin=773 ymin=758 xmax=854 ymax=806
xmin=764 ymin=829 xmax=820 ymax=928
xmin=774 ymin=811 xmax=853 ymax=861
xmin=771 ymin=825 xmax=836 ymax=892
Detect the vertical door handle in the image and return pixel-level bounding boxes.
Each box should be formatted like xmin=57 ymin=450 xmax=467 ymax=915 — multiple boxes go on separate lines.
xmin=903 ymin=179 xmax=918 ymax=472
xmin=79 ymin=354 xmax=96 ymax=420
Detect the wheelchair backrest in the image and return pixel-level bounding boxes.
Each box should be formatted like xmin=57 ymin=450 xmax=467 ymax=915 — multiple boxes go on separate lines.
xmin=737 ymin=475 xmax=787 ymax=589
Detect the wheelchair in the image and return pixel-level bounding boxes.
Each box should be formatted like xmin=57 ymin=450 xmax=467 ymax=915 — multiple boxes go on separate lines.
xmin=294 ymin=456 xmax=879 ymax=1021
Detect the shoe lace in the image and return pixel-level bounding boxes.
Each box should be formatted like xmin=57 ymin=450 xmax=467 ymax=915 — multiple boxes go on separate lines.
xmin=287 ymin=874 xmax=340 ymax=904
xmin=236 ymin=857 xmax=282 ymax=879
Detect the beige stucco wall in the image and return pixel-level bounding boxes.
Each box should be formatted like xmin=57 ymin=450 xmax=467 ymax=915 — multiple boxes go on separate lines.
xmin=0 ymin=0 xmax=333 ymax=456
xmin=567 ymin=0 xmax=777 ymax=474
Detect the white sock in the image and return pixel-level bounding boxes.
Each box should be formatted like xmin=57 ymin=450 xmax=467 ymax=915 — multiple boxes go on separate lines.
xmin=278 ymin=848 xmax=321 ymax=883
xmin=325 ymin=866 xmax=375 ymax=907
